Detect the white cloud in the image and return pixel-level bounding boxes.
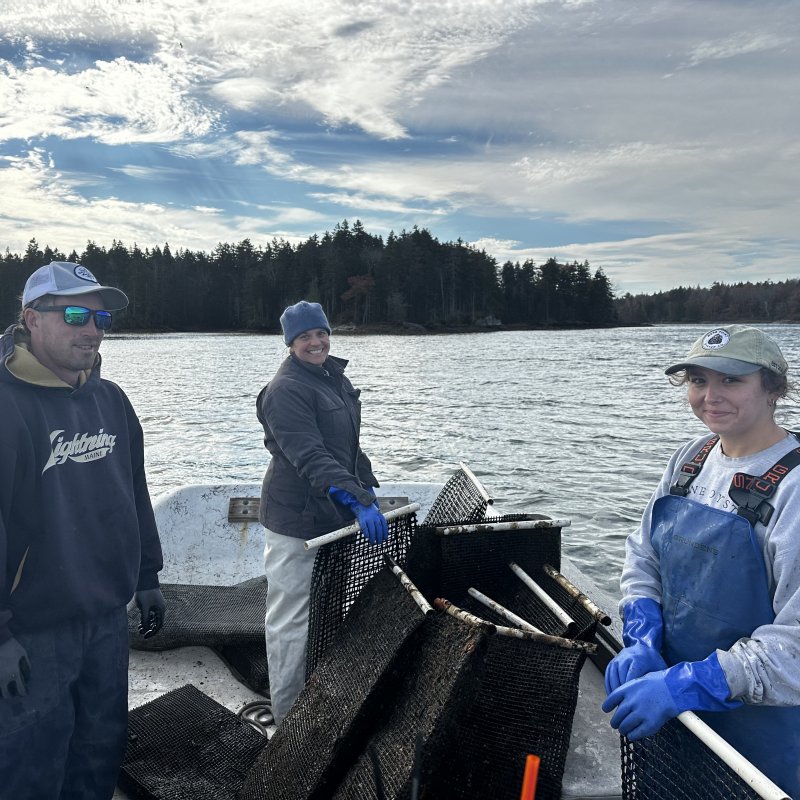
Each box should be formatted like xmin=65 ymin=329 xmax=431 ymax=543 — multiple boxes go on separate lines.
xmin=0 ymin=148 xmax=310 ymax=253
xmin=309 ymin=191 xmax=447 ymax=216
xmin=0 ymin=58 xmax=215 ymax=144
xmin=474 ymin=231 xmax=799 ymax=296
xmin=684 ymin=33 xmax=791 ymax=68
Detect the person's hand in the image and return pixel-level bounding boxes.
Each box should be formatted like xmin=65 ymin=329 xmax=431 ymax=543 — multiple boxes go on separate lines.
xmin=352 ymin=502 xmax=389 ymax=545
xmin=602 ymin=652 xmax=741 ymax=740
xmin=605 ymin=597 xmax=665 ymax=694
xmin=605 ymin=643 xmax=667 ymax=694
xmin=0 ymin=637 xmax=31 ymax=698
xmin=135 ymin=588 xmax=166 ymax=638
xmin=329 ymin=486 xmax=389 ymax=545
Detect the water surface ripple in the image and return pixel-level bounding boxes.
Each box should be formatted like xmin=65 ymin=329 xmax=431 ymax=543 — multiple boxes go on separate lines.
xmin=102 ymin=324 xmax=800 ymax=598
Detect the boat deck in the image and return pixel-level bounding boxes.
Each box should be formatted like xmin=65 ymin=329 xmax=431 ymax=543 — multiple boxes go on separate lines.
xmin=117 ymin=482 xmax=623 ymax=799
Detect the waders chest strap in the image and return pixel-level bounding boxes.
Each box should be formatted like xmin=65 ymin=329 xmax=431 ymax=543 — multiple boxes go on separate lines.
xmin=729 ymin=437 xmax=800 ymax=526
xmin=669 ymin=435 xmax=720 ymax=497
xmin=670 ymin=432 xmax=800 ymax=526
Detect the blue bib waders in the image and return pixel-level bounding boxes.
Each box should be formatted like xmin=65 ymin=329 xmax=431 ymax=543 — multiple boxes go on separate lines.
xmin=651 ymin=493 xmax=800 ymax=797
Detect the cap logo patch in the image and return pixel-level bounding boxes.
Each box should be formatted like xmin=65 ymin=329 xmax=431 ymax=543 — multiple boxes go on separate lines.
xmin=702 ymin=329 xmax=729 ymax=351
xmin=74 ymin=265 xmax=98 ymax=283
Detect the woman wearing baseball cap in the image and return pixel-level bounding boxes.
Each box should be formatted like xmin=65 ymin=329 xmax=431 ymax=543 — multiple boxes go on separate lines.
xmin=602 ymin=325 xmax=800 ymax=797
xmin=254 ymin=300 xmax=388 ymax=726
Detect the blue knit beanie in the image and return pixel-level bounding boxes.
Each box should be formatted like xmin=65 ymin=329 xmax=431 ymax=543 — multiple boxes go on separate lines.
xmin=280 ymin=300 xmax=331 ymax=345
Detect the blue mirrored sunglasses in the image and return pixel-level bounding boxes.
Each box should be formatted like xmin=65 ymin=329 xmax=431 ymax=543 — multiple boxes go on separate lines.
xmin=34 ymin=305 xmax=113 ymax=331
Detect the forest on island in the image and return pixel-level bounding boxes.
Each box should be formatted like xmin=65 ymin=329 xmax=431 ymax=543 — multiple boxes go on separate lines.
xmin=0 ymin=221 xmax=615 ymax=331
xmin=615 ymin=280 xmax=800 ymax=325
xmin=1 ymin=220 xmax=796 ymax=331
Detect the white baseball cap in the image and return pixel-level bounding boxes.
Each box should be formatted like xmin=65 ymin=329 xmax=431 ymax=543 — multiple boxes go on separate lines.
xmin=22 ymin=261 xmax=129 ymax=310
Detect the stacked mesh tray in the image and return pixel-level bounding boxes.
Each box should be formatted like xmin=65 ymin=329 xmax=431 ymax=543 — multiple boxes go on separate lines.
xmin=404 ymin=520 xmax=593 ymax=799
xmin=240 ymin=568 xmax=489 ymax=800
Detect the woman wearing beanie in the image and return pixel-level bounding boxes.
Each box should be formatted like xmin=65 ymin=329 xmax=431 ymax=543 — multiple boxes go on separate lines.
xmin=602 ymin=325 xmax=800 ymax=797
xmin=255 ymin=300 xmax=387 ymax=726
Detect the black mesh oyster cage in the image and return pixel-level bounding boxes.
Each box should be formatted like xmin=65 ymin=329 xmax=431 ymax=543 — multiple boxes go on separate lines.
xmin=120 ymin=684 xmax=266 ymax=800
xmin=291 ymin=466 xmax=601 ymax=800
xmin=621 ymin=716 xmax=791 ymax=800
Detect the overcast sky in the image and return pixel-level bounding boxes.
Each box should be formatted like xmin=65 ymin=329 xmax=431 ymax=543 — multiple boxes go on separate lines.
xmin=1 ymin=0 xmax=797 ymax=295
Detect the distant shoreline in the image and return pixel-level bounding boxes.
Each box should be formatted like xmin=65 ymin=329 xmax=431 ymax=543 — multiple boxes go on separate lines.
xmin=111 ymin=321 xmax=653 ymax=336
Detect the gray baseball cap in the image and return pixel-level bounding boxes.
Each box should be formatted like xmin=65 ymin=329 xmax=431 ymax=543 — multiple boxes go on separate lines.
xmin=665 ymin=325 xmax=788 ymax=376
xmin=23 ymin=261 xmax=129 ymax=310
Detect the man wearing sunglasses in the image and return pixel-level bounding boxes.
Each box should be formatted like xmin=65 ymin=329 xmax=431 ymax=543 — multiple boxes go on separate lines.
xmin=0 ymin=261 xmax=166 ymax=799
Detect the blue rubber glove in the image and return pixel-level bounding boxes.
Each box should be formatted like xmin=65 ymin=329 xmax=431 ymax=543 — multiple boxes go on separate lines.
xmin=328 ymin=486 xmax=389 ymax=545
xmin=136 ymin=588 xmax=166 ymax=639
xmin=604 ymin=597 xmax=667 ymax=694
xmin=0 ymin=637 xmax=31 ymax=698
xmin=602 ymin=651 xmax=741 ymax=740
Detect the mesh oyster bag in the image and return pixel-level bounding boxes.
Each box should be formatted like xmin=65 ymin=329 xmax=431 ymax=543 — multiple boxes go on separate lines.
xmin=305 ymin=510 xmax=417 ymax=677
xmin=119 ymin=683 xmax=266 ymax=800
xmin=239 ymin=567 xmax=431 ymax=800
xmin=422 ymin=464 xmax=490 ymax=525
xmin=399 ymin=513 xmax=600 ymax=800
xmin=620 ymin=720 xmax=774 ymax=800
xmin=330 ymin=611 xmax=489 ymax=800
xmin=440 ymin=621 xmax=589 ymax=800
xmin=128 ymin=578 xmax=268 ymax=651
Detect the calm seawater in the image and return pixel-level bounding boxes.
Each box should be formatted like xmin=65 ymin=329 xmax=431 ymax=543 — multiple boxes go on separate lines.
xmin=100 ymin=324 xmax=800 ymax=598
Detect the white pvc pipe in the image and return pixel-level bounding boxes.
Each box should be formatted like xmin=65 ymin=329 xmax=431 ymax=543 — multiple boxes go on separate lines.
xmin=458 ymin=462 xmax=494 ymax=504
xmin=303 ymin=503 xmax=421 ymax=550
xmin=508 ymin=561 xmax=577 ymax=633
xmin=436 ymin=518 xmax=572 ymax=536
xmin=384 ymin=554 xmax=434 ymax=615
xmin=677 ymin=711 xmax=790 ymax=800
xmin=467 ymin=587 xmax=544 ymax=634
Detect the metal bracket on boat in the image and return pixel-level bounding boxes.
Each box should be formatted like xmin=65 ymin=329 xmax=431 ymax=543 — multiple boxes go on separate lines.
xmin=227 ymin=495 xmax=408 ymax=523
xmin=378 ymin=496 xmax=409 ymax=512
xmin=227 ymin=497 xmax=260 ymax=523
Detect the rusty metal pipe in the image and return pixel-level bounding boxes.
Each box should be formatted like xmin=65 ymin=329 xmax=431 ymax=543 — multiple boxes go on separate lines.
xmin=434 ymin=598 xmax=597 ymax=653
xmin=433 ymin=597 xmax=496 ymax=634
xmin=543 ymin=563 xmax=612 ymax=625
xmin=435 ymin=518 xmax=571 ymax=536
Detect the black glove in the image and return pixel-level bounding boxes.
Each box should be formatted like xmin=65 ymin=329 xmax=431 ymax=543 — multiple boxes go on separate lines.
xmin=135 ymin=588 xmax=166 ymax=639
xmin=0 ymin=637 xmax=31 ymax=698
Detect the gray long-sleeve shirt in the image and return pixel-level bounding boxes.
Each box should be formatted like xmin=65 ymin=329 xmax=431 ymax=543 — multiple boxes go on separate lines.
xmin=620 ymin=432 xmax=800 ymax=707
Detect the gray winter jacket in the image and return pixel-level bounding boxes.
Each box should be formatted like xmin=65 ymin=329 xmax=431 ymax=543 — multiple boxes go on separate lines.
xmin=256 ymin=353 xmax=379 ymax=538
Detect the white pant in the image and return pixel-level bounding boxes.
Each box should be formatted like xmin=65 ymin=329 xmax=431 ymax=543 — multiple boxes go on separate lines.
xmin=263 ymin=528 xmax=318 ymax=726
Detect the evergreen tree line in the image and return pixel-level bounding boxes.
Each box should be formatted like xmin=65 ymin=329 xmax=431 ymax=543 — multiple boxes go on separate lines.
xmin=616 ymin=279 xmax=800 ymax=325
xmin=0 ymin=221 xmax=617 ymax=331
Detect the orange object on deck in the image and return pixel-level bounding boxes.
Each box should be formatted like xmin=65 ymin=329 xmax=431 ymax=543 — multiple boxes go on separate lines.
xmin=519 ymin=754 xmax=540 ymax=800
